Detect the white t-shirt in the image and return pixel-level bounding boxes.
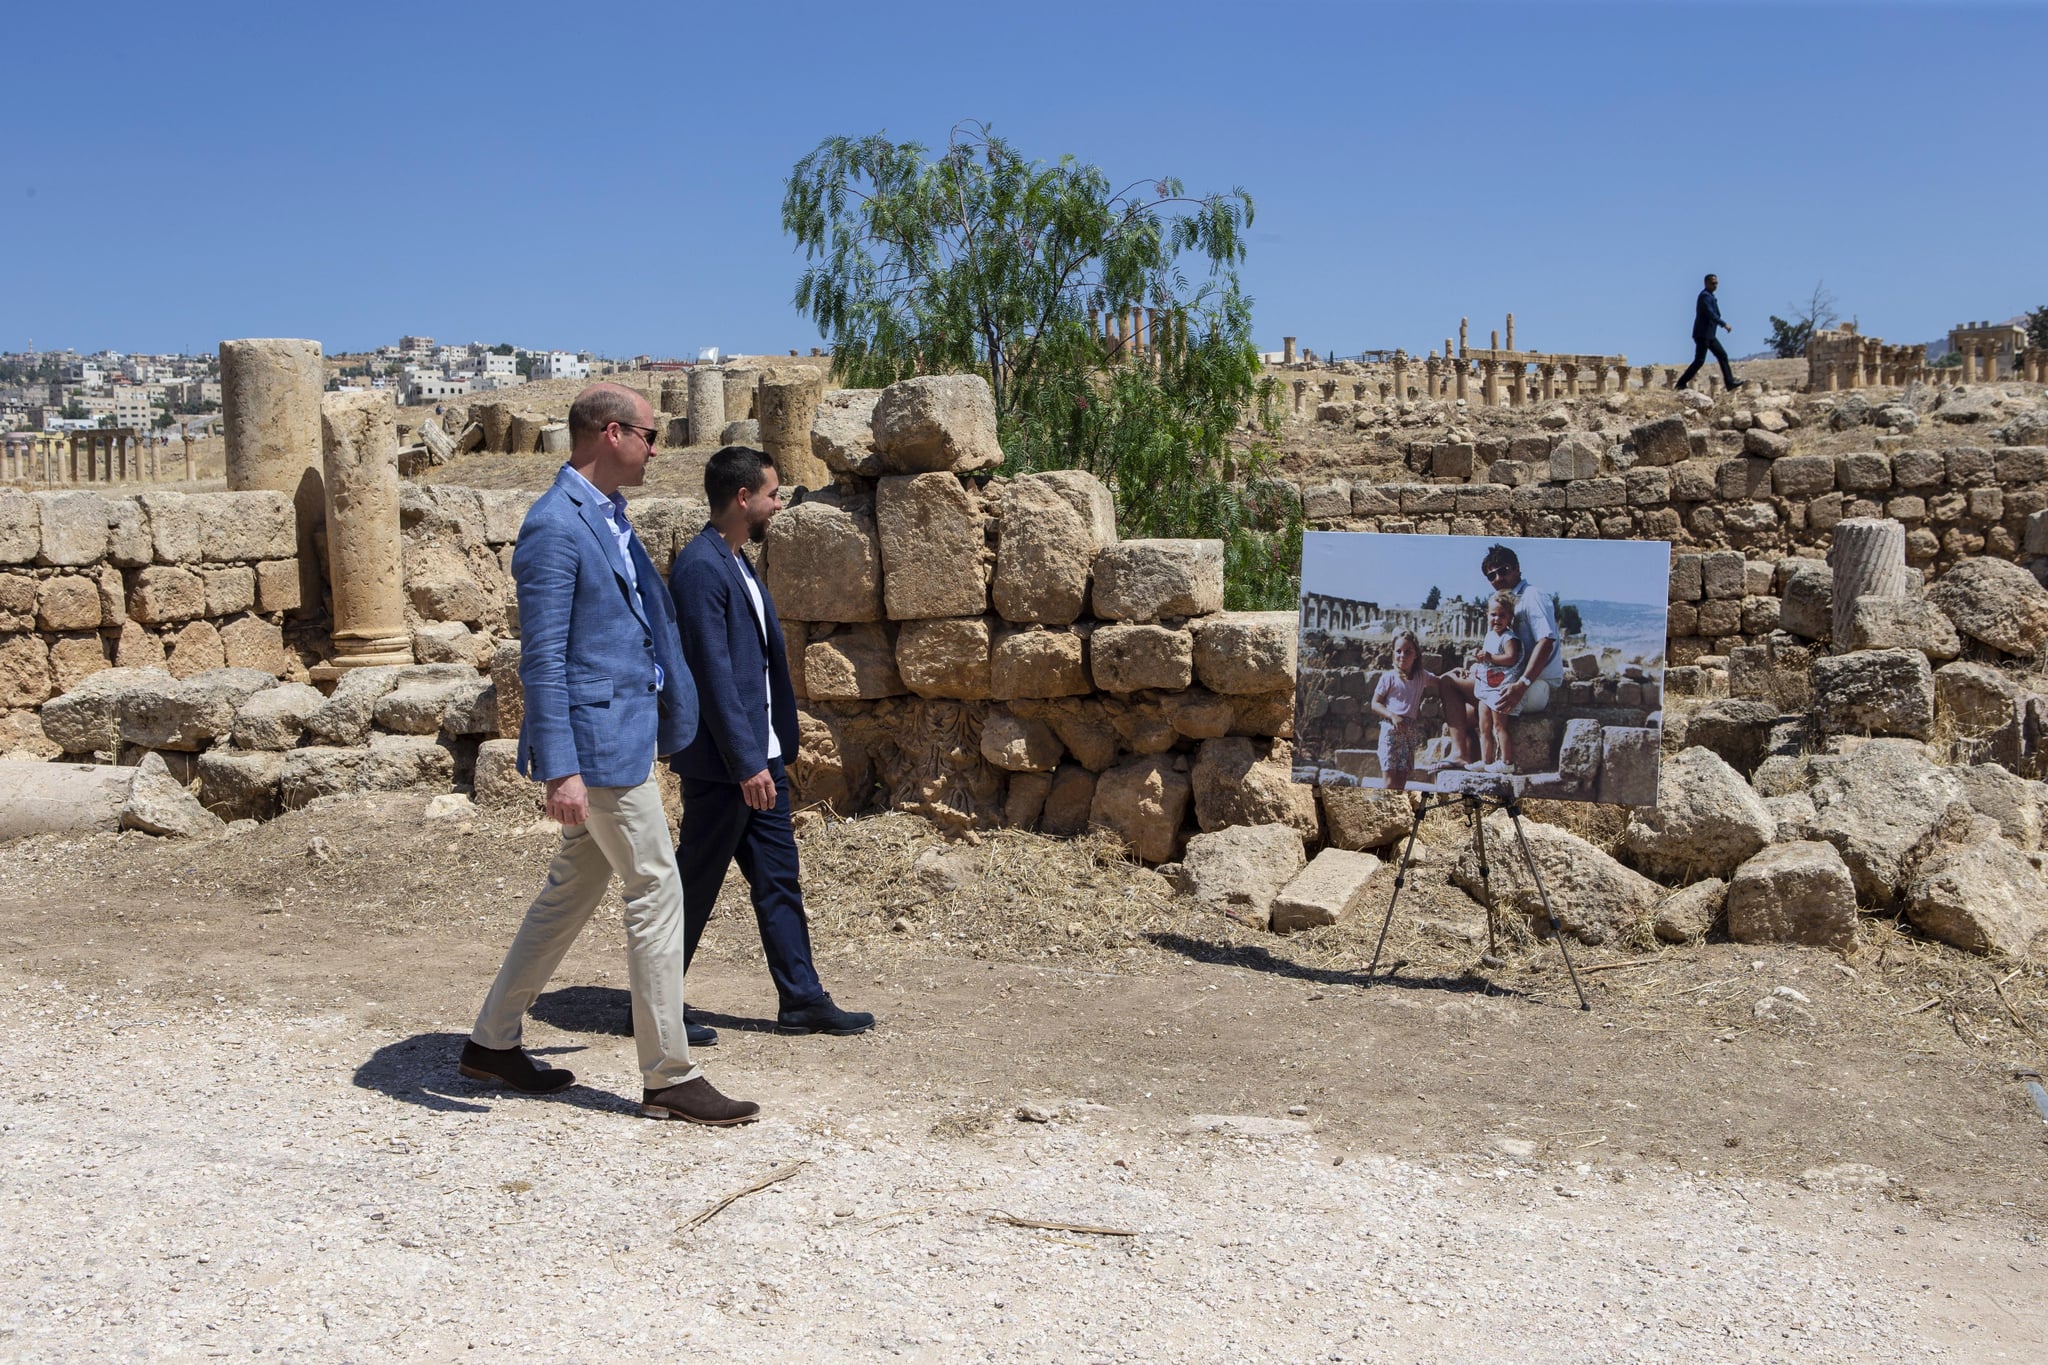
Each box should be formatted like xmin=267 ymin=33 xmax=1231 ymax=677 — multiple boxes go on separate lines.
xmin=735 ymin=551 xmax=782 ymax=762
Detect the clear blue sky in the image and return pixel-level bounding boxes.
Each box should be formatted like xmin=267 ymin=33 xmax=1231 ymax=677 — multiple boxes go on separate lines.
xmin=6 ymin=2 xmax=2041 ymax=363
xmin=1303 ymin=532 xmax=1670 ymax=610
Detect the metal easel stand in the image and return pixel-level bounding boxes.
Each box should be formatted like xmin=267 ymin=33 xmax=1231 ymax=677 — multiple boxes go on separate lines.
xmin=1363 ymin=780 xmax=1591 ymax=1011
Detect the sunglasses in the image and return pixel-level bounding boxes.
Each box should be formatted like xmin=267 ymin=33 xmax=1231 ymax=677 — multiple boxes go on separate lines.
xmin=614 ymin=422 xmax=658 ymax=446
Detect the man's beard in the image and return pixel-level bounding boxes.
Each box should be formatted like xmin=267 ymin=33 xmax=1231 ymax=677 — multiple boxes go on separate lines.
xmin=748 ymin=519 xmax=769 ymax=544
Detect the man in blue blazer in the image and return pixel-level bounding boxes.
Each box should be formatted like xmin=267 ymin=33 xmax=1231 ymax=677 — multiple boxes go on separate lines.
xmin=669 ymin=445 xmax=874 ymax=1038
xmin=1677 ymin=273 xmax=1744 ymax=392
xmin=465 ymin=384 xmax=759 ymax=1125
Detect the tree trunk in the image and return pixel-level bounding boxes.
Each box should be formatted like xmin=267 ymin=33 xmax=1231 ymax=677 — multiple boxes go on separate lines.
xmin=1826 ymin=516 xmax=1908 ymax=651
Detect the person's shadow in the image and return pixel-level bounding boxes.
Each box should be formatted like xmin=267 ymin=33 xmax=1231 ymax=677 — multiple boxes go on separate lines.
xmin=350 ymin=1024 xmax=626 ymax=1116
xmin=525 ymin=985 xmax=778 ymax=1038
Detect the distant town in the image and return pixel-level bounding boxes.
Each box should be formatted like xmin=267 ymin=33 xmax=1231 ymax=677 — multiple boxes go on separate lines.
xmin=0 ymin=337 xmax=739 ymax=439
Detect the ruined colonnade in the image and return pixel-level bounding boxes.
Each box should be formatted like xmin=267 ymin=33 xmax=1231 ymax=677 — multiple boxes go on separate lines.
xmin=0 ymin=428 xmax=193 ymax=485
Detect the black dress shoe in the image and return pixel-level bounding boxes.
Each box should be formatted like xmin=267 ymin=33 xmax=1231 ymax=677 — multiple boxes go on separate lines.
xmin=776 ymin=995 xmax=875 ymax=1036
xmin=641 ymin=1075 xmax=760 ymax=1125
xmin=685 ymin=1008 xmax=719 ymax=1048
xmin=458 ymin=1040 xmax=574 ymax=1094
xmin=1726 ymin=378 xmax=1746 ymax=391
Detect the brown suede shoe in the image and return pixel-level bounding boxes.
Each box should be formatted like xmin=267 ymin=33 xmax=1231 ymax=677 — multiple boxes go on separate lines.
xmin=641 ymin=1076 xmax=761 ymax=1126
xmin=458 ymin=1040 xmax=573 ymax=1094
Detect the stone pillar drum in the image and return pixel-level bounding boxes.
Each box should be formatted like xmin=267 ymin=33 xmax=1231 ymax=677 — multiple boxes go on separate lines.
xmin=320 ymin=391 xmax=414 ymax=672
xmin=1282 ymin=337 xmax=1296 ymax=365
xmin=1827 ymin=517 xmax=1908 ymax=651
xmin=1391 ymin=353 xmax=1407 ymax=401
xmin=722 ymin=366 xmax=759 ymax=422
xmin=1425 ymin=354 xmax=1440 ymax=396
xmin=687 ymin=366 xmax=726 ymax=449
xmin=221 ymin=338 xmax=326 ymax=616
xmin=1291 ymin=379 xmax=1306 ymax=414
xmin=1480 ymin=359 xmax=1499 ymax=406
xmin=659 ymin=379 xmax=686 ymax=415
xmin=1454 ymin=358 xmax=1468 ymax=402
xmin=1538 ymin=362 xmax=1556 ymax=402
xmin=1505 ymin=314 xmax=1515 ymax=351
xmin=758 ymin=368 xmax=829 ymax=490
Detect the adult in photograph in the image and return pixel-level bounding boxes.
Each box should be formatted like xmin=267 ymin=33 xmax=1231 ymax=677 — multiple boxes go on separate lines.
xmin=1436 ymin=543 xmax=1564 ymax=769
xmin=463 ymin=383 xmax=761 ymax=1127
xmin=668 ymin=446 xmax=875 ymax=1040
xmin=1676 ymin=272 xmax=1743 ymax=392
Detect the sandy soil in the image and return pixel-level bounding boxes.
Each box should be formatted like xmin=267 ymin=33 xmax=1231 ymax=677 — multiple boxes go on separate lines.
xmin=3 ymin=796 xmax=2044 ymax=1361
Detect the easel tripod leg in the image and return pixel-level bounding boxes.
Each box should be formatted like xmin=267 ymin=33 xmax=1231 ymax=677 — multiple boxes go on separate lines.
xmin=1365 ymin=796 xmax=1431 ymax=983
xmin=1506 ymin=804 xmax=1591 ymax=1011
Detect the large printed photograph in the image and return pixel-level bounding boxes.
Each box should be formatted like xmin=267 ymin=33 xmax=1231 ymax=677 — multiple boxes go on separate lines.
xmin=1293 ymin=532 xmax=1671 ymax=806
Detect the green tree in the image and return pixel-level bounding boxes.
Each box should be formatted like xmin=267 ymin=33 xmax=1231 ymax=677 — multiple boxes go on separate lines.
xmin=1422 ymin=585 xmax=1442 ymax=610
xmin=2025 ymin=306 xmax=2048 ymax=355
xmin=491 ymin=342 xmax=516 ymax=355
xmin=1766 ymin=280 xmax=1839 ymax=359
xmin=1557 ymin=602 xmax=1583 ymax=635
xmin=782 ymin=122 xmax=1295 ymax=609
xmin=515 ymin=353 xmax=533 ymax=377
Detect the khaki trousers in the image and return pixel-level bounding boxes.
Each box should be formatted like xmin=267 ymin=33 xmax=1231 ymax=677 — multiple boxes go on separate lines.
xmin=472 ymin=767 xmax=698 ymax=1090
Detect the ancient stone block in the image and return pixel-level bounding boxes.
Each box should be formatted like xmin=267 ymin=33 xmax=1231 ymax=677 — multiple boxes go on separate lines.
xmin=1191 ymin=611 xmax=1296 ymax=696
xmin=992 ymin=471 xmax=1116 ymax=625
xmin=119 ymin=668 xmax=278 ymax=751
xmin=35 ymin=576 xmax=101 ymax=632
xmin=199 ymin=566 xmax=257 ymax=618
xmin=870 ymin=374 xmax=1003 ymax=474
xmin=1190 ymin=736 xmax=1318 ymax=839
xmin=1088 ymin=755 xmax=1191 ymax=864
xmin=1622 ymin=746 xmax=1773 ymax=879
xmin=1630 ymin=417 xmax=1692 ymax=468
xmin=1180 ymin=823 xmax=1307 ymax=930
xmin=196 ymin=747 xmax=286 ymax=822
xmin=1091 ymin=540 xmax=1224 ymax=621
xmin=0 ymin=634 xmax=52 ymax=710
xmin=1772 ymin=454 xmax=1835 ymax=499
xmin=896 ymin=617 xmax=992 ymax=700
xmin=1906 ymin=835 xmax=2048 ymax=958
xmin=1040 ymin=762 xmax=1098 ymax=837
xmin=0 ymin=490 xmax=39 ymax=565
xmin=980 ymin=710 xmax=1065 ymax=773
xmin=250 ymin=560 xmax=299 ymax=614
xmin=1924 ymin=557 xmax=2048 ymax=657
xmin=810 ymin=388 xmax=884 ymax=478
xmin=1842 ymin=598 xmax=1960 ymax=659
xmin=1727 ymin=841 xmax=1857 ymax=950
xmin=760 ymin=499 xmax=884 ymax=623
xmin=1595 ymin=726 xmax=1659 ymax=806
xmin=1777 ymin=560 xmax=1832 ymax=642
xmin=1091 ymin=623 xmax=1193 ymax=693
xmin=1807 ymin=741 xmax=1958 ymax=903
xmin=232 ymin=682 xmax=325 ymax=750
xmin=105 ymin=500 xmax=152 ymax=568
xmin=129 ymin=567 xmax=205 ymax=626
xmin=1270 ymin=847 xmax=1381 ymax=933
xmin=1835 ymin=451 xmax=1892 ymax=493
xmin=473 ymin=738 xmax=540 ymax=809
xmin=990 ymin=628 xmax=1089 ymax=699
xmin=1813 ymin=649 xmax=1934 ymax=740
xmin=876 ymin=473 xmax=987 ymax=620
xmin=188 ymin=491 xmax=296 ymax=561
xmin=304 ymin=665 xmax=402 ymax=747
xmin=805 ymin=623 xmax=905 ymax=700
xmin=34 ymin=492 xmax=109 ymax=566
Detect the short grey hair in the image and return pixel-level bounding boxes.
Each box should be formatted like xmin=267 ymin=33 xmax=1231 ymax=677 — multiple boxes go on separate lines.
xmin=567 ymin=384 xmax=644 ymax=443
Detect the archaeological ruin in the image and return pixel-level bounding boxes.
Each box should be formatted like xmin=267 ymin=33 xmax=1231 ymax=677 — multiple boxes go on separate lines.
xmin=3 ymin=326 xmax=2047 ymax=954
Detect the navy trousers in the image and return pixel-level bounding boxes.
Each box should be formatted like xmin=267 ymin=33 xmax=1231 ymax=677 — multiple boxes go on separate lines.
xmin=675 ymin=757 xmax=824 ymax=1008
xmin=1678 ymin=335 xmax=1736 ymax=388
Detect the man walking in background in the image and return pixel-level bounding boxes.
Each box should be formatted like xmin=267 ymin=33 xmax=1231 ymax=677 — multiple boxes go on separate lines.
xmin=464 ymin=383 xmax=760 ymax=1126
xmin=1677 ymin=272 xmax=1743 ymax=391
xmin=669 ymin=445 xmax=875 ymax=1040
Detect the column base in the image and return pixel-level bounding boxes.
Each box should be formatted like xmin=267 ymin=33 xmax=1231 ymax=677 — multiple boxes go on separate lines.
xmin=314 ymin=634 xmax=415 ymax=680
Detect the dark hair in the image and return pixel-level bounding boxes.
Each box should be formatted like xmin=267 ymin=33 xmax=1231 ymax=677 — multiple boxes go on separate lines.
xmin=1704 ymin=272 xmax=1718 ymax=284
xmin=704 ymin=445 xmax=775 ymax=512
xmin=1480 ymin=543 xmax=1520 ymax=578
xmin=566 ymin=385 xmax=642 ymax=442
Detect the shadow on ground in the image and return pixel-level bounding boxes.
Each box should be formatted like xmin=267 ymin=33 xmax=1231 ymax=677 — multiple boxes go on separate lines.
xmin=351 ymin=1029 xmax=631 ymax=1116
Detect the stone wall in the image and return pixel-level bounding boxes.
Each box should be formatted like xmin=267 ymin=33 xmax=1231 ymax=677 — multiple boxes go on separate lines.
xmin=0 ymin=488 xmax=301 ymax=714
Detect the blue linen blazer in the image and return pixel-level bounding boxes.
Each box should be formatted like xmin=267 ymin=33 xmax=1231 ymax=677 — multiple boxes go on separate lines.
xmin=511 ymin=465 xmax=697 ymax=788
xmin=666 ymin=524 xmax=800 ymax=784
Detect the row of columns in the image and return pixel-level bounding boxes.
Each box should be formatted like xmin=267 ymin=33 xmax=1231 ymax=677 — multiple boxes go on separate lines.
xmin=1299 ymin=592 xmax=1487 ymax=639
xmin=1088 ymin=304 xmax=1189 ymax=361
xmin=1 ymin=429 xmax=196 ymax=485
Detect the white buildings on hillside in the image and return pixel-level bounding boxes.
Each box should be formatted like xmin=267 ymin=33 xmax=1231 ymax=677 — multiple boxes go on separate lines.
xmin=530 ymin=351 xmax=589 ymax=381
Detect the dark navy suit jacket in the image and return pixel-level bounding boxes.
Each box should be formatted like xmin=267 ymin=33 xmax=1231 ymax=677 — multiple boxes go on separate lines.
xmin=511 ymin=465 xmax=696 ymax=787
xmin=667 ymin=525 xmax=799 ymax=784
xmin=1692 ymin=288 xmax=1725 ymax=343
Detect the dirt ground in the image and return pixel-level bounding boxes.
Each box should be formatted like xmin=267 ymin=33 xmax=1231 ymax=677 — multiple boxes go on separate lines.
xmin=3 ymin=795 xmax=2045 ymax=1361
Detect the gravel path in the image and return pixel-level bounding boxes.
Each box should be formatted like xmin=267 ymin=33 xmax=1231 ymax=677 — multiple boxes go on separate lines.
xmin=5 ymin=979 xmax=2040 ymax=1363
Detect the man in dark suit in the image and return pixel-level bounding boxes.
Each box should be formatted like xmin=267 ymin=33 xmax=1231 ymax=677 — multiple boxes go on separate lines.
xmin=668 ymin=445 xmax=874 ymax=1039
xmin=464 ymin=383 xmax=759 ymax=1126
xmin=1677 ymin=273 xmax=1744 ymax=392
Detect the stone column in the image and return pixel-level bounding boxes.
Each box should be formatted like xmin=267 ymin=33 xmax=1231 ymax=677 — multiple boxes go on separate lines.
xmin=221 ymin=338 xmax=326 ymax=616
xmin=1425 ymin=354 xmax=1440 ymax=397
xmin=1283 ymin=337 xmax=1296 ymax=365
xmin=181 ymin=433 xmax=194 ymax=482
xmin=1088 ymin=307 xmax=1100 ymax=346
xmin=1115 ymin=310 xmax=1130 ymax=357
xmin=1290 ymin=379 xmax=1306 ymax=414
xmin=722 ymin=366 xmax=759 ymax=422
xmin=1509 ymin=363 xmax=1527 ymax=407
xmin=1538 ymin=362 xmax=1556 ymax=402
xmin=758 ymin=368 xmax=828 ymax=490
xmin=1562 ymin=359 xmax=1579 ymax=397
xmin=321 ymin=391 xmax=414 ymax=672
xmin=687 ymin=365 xmax=726 ymax=448
xmin=1480 ymin=359 xmax=1499 ymax=406
xmin=659 ymin=379 xmax=686 ymax=415
xmin=1505 ymin=313 xmax=1515 ymax=351
xmin=1827 ymin=517 xmax=1908 ymax=651
xmin=1391 ymin=352 xmax=1407 ymax=401
xmin=1319 ymin=379 xmax=1337 ymax=402
xmin=1454 ymin=358 xmax=1468 ymax=403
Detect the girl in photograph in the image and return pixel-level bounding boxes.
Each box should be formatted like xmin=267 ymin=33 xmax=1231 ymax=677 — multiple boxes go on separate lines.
xmin=1468 ymin=590 xmax=1524 ymax=774
xmin=1370 ymin=630 xmax=1436 ymax=792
